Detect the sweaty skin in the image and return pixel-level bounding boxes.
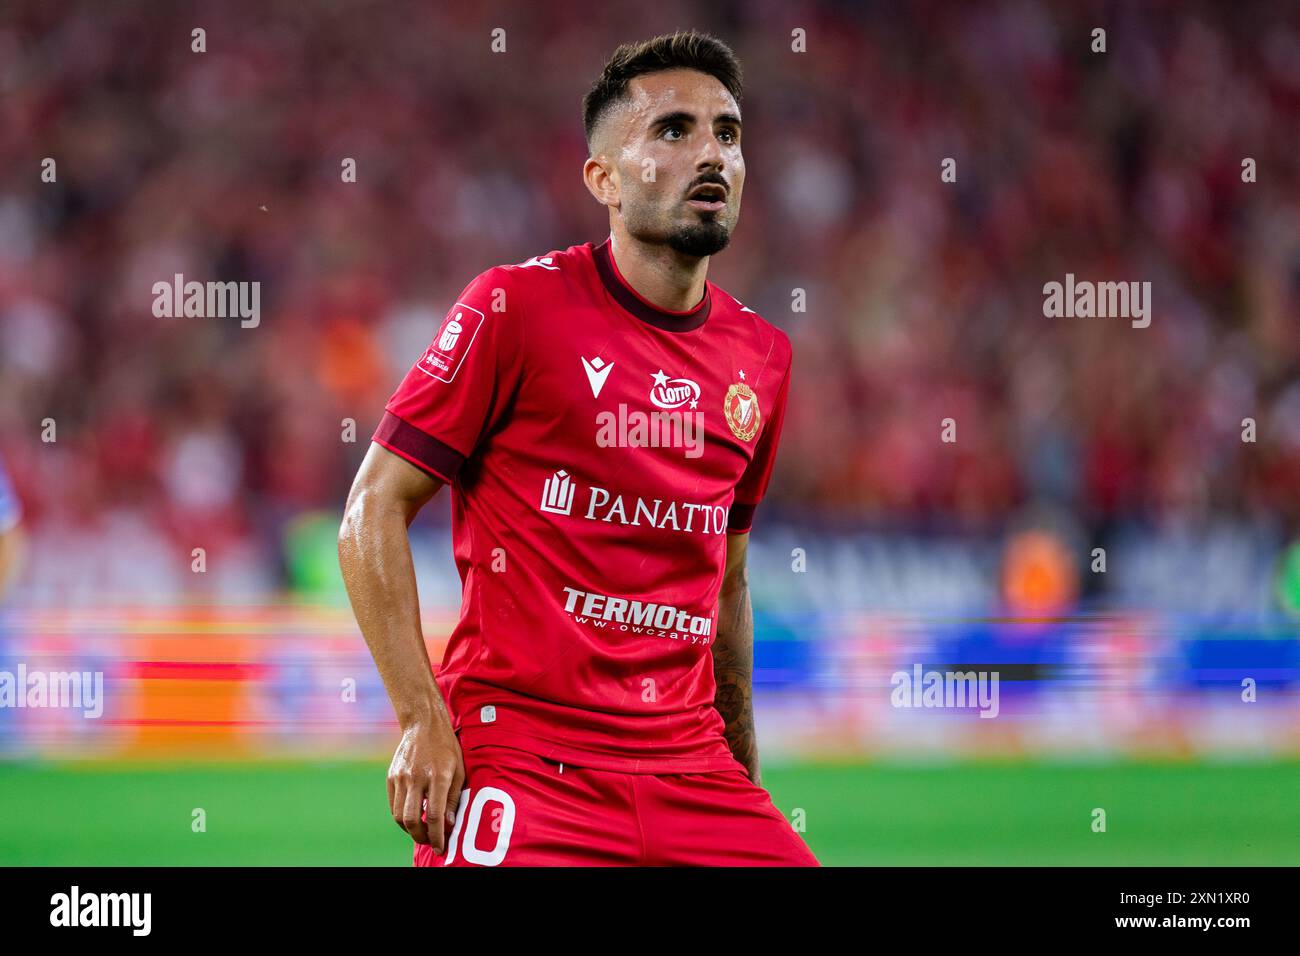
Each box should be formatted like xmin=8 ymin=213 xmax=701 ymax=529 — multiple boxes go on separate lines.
xmin=716 ymin=531 xmax=762 ymax=783
xmin=584 ymin=67 xmax=761 ymax=782
xmin=582 ymin=68 xmax=745 ymax=313
xmin=343 ymin=68 xmax=763 ymax=849
xmin=339 ymin=445 xmax=463 ymax=852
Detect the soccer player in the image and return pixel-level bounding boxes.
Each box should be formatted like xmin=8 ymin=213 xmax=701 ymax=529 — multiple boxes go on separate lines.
xmin=339 ymin=31 xmax=816 ymax=866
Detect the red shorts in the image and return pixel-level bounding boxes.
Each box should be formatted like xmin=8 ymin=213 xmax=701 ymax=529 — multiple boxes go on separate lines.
xmin=413 ymin=744 xmax=819 ymax=867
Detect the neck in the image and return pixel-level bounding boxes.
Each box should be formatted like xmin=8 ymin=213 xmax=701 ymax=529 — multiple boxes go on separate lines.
xmin=607 ymin=228 xmax=709 ymax=313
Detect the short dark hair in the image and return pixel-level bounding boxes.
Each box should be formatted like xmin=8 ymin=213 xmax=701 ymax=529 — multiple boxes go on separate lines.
xmin=582 ymin=31 xmax=743 ymax=150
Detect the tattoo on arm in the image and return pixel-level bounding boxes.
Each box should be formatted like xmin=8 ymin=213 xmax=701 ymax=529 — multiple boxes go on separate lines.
xmin=713 ymin=574 xmax=760 ymax=783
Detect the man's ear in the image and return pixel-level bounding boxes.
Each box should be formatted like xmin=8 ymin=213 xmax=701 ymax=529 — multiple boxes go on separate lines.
xmin=582 ymin=155 xmax=619 ymax=208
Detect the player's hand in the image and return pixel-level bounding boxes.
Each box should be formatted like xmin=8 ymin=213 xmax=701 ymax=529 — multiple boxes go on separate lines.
xmin=387 ymin=716 xmax=465 ymax=852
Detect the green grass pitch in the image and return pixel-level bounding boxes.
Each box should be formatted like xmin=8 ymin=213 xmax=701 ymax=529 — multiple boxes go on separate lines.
xmin=1 ymin=760 xmax=1296 ymax=865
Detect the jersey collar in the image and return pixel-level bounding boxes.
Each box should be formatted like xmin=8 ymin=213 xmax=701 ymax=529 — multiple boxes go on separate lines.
xmin=593 ymin=238 xmax=711 ymax=333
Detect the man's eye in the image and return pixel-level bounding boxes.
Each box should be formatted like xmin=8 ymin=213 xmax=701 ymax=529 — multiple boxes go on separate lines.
xmin=719 ymin=129 xmax=738 ymax=144
xmin=662 ymin=126 xmax=683 ymax=140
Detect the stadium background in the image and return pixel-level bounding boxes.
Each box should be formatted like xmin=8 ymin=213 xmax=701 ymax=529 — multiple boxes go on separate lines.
xmin=1 ymin=0 xmax=1298 ymax=865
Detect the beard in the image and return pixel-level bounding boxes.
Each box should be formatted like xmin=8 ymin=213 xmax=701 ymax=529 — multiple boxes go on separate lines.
xmin=623 ymin=191 xmax=736 ymax=259
xmin=666 ymin=218 xmax=732 ymax=257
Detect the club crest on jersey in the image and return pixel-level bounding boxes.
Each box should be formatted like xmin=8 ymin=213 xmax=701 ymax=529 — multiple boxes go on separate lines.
xmin=416 ymin=302 xmax=486 ymax=384
xmin=649 ymin=370 xmax=700 ymax=410
xmin=723 ymin=382 xmax=760 ymax=442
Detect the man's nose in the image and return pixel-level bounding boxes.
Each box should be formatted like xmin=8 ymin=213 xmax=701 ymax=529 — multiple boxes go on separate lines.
xmin=696 ymin=135 xmax=725 ymax=171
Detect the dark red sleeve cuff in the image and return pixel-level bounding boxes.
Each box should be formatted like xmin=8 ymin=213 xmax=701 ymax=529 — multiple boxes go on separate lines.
xmin=372 ymin=412 xmax=464 ymax=484
xmin=727 ymin=503 xmax=757 ymax=534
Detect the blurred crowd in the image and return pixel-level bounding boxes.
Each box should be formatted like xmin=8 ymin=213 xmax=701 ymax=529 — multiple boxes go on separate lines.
xmin=0 ymin=0 xmax=1297 ymax=597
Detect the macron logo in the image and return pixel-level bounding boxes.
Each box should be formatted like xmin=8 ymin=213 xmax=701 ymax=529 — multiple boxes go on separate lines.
xmin=582 ymin=356 xmax=614 ymax=398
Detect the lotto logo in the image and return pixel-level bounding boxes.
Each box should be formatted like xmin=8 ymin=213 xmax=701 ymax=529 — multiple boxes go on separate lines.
xmin=649 ymin=370 xmax=700 ymax=410
xmin=417 ymin=302 xmax=486 ymax=383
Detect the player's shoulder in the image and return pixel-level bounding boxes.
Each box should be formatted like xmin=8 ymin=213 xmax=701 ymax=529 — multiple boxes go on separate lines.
xmin=455 ymin=244 xmax=594 ymax=332
xmin=482 ymin=242 xmax=596 ymax=287
xmin=708 ymin=282 xmax=793 ymax=371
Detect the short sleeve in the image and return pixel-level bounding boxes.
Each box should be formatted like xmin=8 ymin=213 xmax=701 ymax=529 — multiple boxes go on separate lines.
xmin=373 ymin=266 xmax=523 ymax=483
xmin=727 ymin=351 xmax=792 ymax=534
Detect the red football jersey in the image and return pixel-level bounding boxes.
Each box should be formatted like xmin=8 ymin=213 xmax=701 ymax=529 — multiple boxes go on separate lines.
xmin=373 ymin=237 xmax=792 ymax=772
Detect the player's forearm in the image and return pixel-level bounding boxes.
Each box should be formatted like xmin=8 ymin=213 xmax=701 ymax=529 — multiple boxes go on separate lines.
xmin=713 ymin=575 xmax=760 ymax=783
xmin=338 ymin=492 xmax=446 ymax=731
